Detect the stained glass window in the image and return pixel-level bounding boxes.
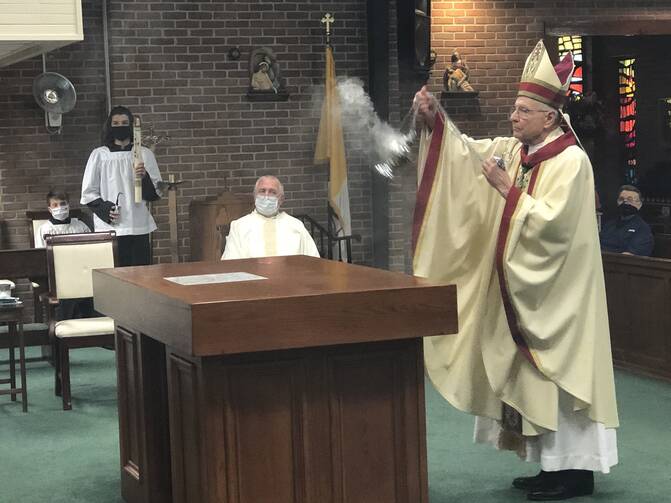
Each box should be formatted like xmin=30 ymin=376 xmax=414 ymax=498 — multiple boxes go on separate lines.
xmin=661 ymin=98 xmax=671 ymax=145
xmin=558 ymin=35 xmax=583 ymax=97
xmin=618 ymin=58 xmax=637 ymax=183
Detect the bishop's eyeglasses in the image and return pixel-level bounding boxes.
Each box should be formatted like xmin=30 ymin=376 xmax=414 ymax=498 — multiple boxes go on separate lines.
xmin=509 ymin=106 xmax=548 ymax=119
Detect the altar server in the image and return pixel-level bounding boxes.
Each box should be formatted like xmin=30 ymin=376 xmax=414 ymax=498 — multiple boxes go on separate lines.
xmin=81 ymin=106 xmax=162 ymax=266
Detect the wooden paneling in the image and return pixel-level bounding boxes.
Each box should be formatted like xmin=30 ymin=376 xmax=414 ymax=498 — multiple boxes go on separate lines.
xmin=545 ymin=19 xmax=671 ymax=36
xmin=167 ymin=353 xmax=201 ymax=503
xmin=189 ymin=192 xmax=252 ymax=262
xmin=330 ymin=354 xmax=400 ymax=502
xmin=116 ymin=328 xmax=172 ymax=503
xmin=117 ymin=328 xmax=141 ymax=485
xmin=602 ymin=252 xmax=671 ymax=380
xmin=0 ymin=247 xmax=47 ymax=279
xmin=224 ymin=361 xmax=304 ymax=503
xmin=159 ymin=339 xmax=427 ymax=503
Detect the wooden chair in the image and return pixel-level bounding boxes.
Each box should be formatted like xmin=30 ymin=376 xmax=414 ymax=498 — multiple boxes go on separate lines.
xmin=25 ymin=208 xmax=92 ymax=359
xmin=44 ymin=232 xmax=118 ymax=410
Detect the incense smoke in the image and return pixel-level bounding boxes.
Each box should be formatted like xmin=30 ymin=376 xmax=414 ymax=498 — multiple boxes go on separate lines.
xmin=336 ymin=78 xmax=415 ymax=178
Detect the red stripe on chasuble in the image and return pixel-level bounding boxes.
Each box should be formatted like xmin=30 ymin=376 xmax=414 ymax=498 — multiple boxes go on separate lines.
xmin=412 ymin=113 xmax=445 ymax=254
xmin=526 ymin=163 xmax=542 ymax=195
xmin=495 ymin=186 xmax=539 ymax=369
xmin=495 ymin=131 xmax=576 ymax=366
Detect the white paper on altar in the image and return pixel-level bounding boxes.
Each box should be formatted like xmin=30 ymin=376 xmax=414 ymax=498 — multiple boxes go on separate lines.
xmin=165 ymin=272 xmax=267 ymax=286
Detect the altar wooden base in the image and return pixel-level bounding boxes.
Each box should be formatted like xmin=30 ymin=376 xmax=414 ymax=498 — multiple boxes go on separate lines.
xmin=94 ymin=257 xmax=456 ymax=503
xmin=116 ymin=329 xmax=427 ymax=503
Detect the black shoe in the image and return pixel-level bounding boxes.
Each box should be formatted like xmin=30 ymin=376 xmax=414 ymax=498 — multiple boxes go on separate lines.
xmin=527 ymin=470 xmax=594 ymax=501
xmin=513 ymin=471 xmax=555 ymax=491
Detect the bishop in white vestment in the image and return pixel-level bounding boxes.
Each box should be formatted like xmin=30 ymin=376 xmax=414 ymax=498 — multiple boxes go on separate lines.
xmin=413 ymin=41 xmax=618 ymax=501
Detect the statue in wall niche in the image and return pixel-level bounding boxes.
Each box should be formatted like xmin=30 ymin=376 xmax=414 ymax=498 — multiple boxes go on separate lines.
xmin=443 ymin=50 xmax=474 ymax=92
xmin=246 ymin=47 xmax=289 ymax=101
xmin=249 ymin=47 xmax=282 ymax=94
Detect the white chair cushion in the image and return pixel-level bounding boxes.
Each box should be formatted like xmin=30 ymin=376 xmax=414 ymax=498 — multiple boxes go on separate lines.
xmin=53 ymin=242 xmax=115 ymax=299
xmin=54 ymin=316 xmax=115 ymax=338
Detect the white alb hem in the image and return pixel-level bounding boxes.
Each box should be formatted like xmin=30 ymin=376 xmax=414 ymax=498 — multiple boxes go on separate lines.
xmin=473 ymin=392 xmax=618 ymax=474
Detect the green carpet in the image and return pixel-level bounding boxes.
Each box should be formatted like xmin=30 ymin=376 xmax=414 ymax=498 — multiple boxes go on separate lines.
xmin=426 ymin=371 xmax=671 ymax=502
xmin=0 ymin=348 xmax=122 ymax=503
xmin=1 ymin=348 xmax=670 ymax=502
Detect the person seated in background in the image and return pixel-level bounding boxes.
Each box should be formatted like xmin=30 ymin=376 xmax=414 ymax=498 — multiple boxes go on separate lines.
xmin=37 ymin=189 xmax=94 ymax=320
xmin=600 ymin=184 xmax=654 ymax=256
xmin=35 ymin=189 xmax=90 ymax=248
xmin=221 ymin=175 xmax=320 ymax=259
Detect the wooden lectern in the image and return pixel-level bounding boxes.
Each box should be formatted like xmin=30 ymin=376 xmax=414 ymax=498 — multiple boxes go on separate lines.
xmin=93 ymin=256 xmax=457 ymax=503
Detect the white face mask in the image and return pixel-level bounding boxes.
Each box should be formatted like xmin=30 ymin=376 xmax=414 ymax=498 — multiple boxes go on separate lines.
xmin=255 ymin=195 xmax=279 ymax=217
xmin=50 ymin=204 xmax=70 ymax=221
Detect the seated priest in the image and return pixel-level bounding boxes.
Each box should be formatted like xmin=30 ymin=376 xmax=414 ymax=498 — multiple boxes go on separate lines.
xmin=221 ymin=175 xmax=320 ymax=259
xmin=600 ymin=185 xmax=654 ymax=256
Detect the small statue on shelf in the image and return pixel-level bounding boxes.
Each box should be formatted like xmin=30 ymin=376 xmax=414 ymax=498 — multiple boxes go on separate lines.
xmin=443 ymin=50 xmax=474 ymax=92
xmin=247 ymin=47 xmax=288 ymax=101
xmin=248 ymin=48 xmax=283 ymax=93
xmin=251 ymin=56 xmax=278 ymax=93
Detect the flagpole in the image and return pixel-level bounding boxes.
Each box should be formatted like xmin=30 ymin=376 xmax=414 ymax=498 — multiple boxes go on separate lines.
xmin=321 ymin=13 xmax=335 ymax=255
xmin=316 ymin=13 xmax=352 ymax=262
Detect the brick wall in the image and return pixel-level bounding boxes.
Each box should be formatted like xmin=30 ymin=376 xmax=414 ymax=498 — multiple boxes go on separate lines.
xmin=0 ymin=0 xmax=106 ymax=248
xmin=428 ymin=0 xmax=671 ymax=137
xmin=385 ymin=0 xmax=671 ymax=273
xmin=4 ymin=0 xmax=671 ymax=277
xmin=0 ymin=0 xmax=374 ymax=265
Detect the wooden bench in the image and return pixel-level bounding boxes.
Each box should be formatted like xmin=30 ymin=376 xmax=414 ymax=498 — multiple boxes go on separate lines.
xmin=602 ymin=251 xmax=671 ymax=381
xmin=652 ymin=232 xmax=671 ymax=259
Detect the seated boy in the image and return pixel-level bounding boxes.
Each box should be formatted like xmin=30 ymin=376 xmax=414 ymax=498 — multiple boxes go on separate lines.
xmin=36 ymin=189 xmax=91 ymax=248
xmin=37 ymin=189 xmax=94 ymax=320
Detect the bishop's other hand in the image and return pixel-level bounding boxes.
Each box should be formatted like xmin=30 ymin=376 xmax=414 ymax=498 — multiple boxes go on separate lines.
xmin=481 ymin=157 xmax=512 ymax=199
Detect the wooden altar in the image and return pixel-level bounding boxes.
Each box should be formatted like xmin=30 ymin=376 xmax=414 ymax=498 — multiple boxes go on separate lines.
xmin=93 ymin=256 xmax=457 ymax=503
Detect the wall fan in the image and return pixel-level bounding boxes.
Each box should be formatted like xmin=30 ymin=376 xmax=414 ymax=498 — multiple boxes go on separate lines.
xmin=32 ymin=72 xmax=77 ymax=134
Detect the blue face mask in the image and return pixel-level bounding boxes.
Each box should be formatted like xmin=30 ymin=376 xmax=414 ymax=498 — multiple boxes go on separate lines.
xmin=255 ymin=195 xmax=279 ymax=217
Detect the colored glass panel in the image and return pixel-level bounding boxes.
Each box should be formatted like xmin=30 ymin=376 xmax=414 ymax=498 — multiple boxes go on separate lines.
xmin=558 ymin=35 xmax=583 ymax=98
xmin=618 ymin=58 xmax=637 ymax=183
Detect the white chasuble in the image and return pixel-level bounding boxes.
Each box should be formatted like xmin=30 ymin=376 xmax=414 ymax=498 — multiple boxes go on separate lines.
xmin=222 ymin=210 xmax=320 ymax=260
xmin=413 ymin=114 xmax=618 ymax=467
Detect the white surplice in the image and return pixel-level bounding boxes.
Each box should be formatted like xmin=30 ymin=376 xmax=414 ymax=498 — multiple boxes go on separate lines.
xmin=81 ymin=146 xmax=162 ymax=236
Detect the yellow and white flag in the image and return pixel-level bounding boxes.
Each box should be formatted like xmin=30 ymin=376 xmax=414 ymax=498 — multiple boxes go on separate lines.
xmin=314 ymin=46 xmax=351 ymax=252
